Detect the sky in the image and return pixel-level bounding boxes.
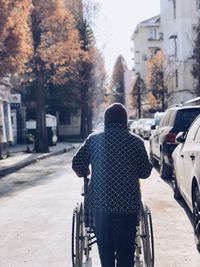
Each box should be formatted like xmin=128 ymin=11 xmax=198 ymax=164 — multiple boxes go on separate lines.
xmin=94 ymin=0 xmax=160 ymax=77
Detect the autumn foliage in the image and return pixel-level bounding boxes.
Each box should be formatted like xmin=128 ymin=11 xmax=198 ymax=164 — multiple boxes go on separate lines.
xmin=192 ymin=23 xmax=200 ymax=95
xmin=146 ymin=49 xmax=165 ymax=110
xmin=0 ymin=0 xmax=106 ymax=149
xmin=147 ymin=49 xmax=163 ymax=88
xmin=0 ymin=0 xmax=33 ymax=76
xmin=37 ymin=0 xmax=82 ymax=84
xmin=110 ymin=55 xmax=127 ymax=104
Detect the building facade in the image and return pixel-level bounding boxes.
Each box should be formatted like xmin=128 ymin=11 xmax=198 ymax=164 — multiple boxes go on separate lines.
xmin=131 ymin=15 xmax=162 ymax=116
xmin=0 ymin=78 xmax=13 ymax=158
xmin=132 ymin=15 xmax=162 ymax=83
xmin=160 ymin=0 xmax=200 ymax=106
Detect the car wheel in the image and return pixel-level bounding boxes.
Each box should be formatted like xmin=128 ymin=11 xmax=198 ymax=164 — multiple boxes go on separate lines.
xmin=171 ymin=164 xmax=181 ymax=199
xmin=160 ymin=153 xmax=171 ymax=179
xmin=193 ymin=186 xmax=200 ymax=252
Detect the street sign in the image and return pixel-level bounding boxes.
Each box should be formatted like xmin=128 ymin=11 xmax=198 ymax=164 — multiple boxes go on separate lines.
xmin=10 ymin=94 xmax=21 ymax=109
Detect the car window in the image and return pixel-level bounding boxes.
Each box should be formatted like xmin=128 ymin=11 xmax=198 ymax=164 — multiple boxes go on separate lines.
xmin=168 ymin=111 xmax=176 ymax=126
xmin=174 ymin=109 xmax=200 ymax=132
xmin=155 ymin=114 xmax=164 ymax=126
xmin=159 ymin=111 xmax=168 ymax=128
xmin=163 ymin=110 xmax=172 ymax=126
xmin=194 ymin=126 xmax=200 ymax=142
xmin=186 ymin=118 xmax=200 ymax=142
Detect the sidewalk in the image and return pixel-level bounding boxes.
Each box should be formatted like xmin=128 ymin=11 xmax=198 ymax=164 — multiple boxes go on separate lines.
xmin=0 ymin=142 xmax=78 ymax=177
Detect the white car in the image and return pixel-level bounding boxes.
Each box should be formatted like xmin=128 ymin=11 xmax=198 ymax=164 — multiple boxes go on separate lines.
xmin=140 ymin=119 xmax=154 ymax=139
xmin=130 ymin=120 xmax=139 ymax=133
xmin=133 ymin=118 xmax=152 ymax=136
xmin=172 ymin=115 xmax=200 ymax=252
xmin=150 ymin=111 xmax=165 ymax=136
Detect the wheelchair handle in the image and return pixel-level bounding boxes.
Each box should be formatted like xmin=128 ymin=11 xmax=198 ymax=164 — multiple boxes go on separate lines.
xmin=82 ymin=176 xmax=89 ymax=196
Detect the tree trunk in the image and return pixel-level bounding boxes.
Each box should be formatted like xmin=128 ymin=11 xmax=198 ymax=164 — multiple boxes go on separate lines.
xmin=87 ymin=106 xmax=92 ymax=134
xmin=31 ymin=9 xmax=49 ymax=153
xmin=34 ymin=75 xmax=49 ymax=153
xmin=80 ymin=102 xmax=88 ymax=138
xmin=137 ymin=92 xmax=141 ymax=118
xmin=161 ymin=93 xmax=165 ymax=112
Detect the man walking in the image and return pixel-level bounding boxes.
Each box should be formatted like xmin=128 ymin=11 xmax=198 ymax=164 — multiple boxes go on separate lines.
xmin=72 ymin=103 xmax=152 ymax=267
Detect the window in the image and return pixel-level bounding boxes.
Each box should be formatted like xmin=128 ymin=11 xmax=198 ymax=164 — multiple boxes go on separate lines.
xmin=175 ymin=69 xmax=178 ymax=88
xmin=186 ymin=118 xmax=200 ymax=142
xmin=173 ymin=0 xmax=176 ymax=19
xmin=159 ymin=111 xmax=171 ymax=127
xmin=194 ymin=126 xmax=200 ymax=142
xmin=197 ymin=0 xmax=200 ymax=9
xmin=168 ymin=111 xmax=176 ymax=127
xmin=175 ymin=109 xmax=200 ymax=132
xmin=174 ymin=37 xmax=177 ymax=58
xmin=169 ymin=35 xmax=177 ymax=58
xmin=149 ymin=47 xmax=160 ymax=58
xmin=149 ymin=28 xmax=157 ymax=40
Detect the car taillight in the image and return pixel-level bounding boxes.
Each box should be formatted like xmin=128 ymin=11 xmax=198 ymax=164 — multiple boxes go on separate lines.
xmin=165 ymin=132 xmax=177 ymax=143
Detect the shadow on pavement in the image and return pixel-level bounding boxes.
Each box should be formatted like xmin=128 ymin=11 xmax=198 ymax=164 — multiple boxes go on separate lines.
xmin=153 ymin=165 xmax=194 ymax=227
xmin=0 ymin=157 xmax=68 ymax=199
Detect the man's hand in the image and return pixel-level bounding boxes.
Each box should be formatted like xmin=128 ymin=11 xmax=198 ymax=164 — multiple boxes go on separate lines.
xmin=75 ymin=168 xmax=90 ymax=178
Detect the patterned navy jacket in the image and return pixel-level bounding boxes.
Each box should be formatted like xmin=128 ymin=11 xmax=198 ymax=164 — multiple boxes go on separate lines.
xmin=72 ymin=123 xmax=152 ymax=214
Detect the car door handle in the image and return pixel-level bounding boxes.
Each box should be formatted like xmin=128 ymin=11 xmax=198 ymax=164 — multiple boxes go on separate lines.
xmin=181 ymin=155 xmax=184 ymax=158
xmin=190 ymin=154 xmax=195 ymax=160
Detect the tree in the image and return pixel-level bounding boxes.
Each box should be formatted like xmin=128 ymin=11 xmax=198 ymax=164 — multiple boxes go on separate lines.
xmin=76 ymin=19 xmax=95 ymax=137
xmin=0 ymin=0 xmax=33 ymax=157
xmin=88 ymin=46 xmax=107 ymax=126
xmin=30 ymin=0 xmax=81 ymax=152
xmin=0 ymin=0 xmax=33 ymax=77
xmin=133 ymin=74 xmax=146 ymax=118
xmin=25 ymin=0 xmax=104 ymax=141
xmin=110 ymin=55 xmax=127 ymax=104
xmin=192 ymin=23 xmax=200 ymax=95
xmin=146 ymin=49 xmax=166 ymax=111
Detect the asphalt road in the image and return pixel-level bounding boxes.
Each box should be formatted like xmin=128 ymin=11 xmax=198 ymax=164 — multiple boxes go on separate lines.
xmin=0 ymin=142 xmax=199 ymax=267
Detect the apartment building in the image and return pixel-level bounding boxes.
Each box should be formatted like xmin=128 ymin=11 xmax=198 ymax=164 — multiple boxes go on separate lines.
xmin=161 ymin=0 xmax=200 ymax=105
xmin=132 ymin=15 xmax=162 ymax=83
xmin=131 ymin=15 xmax=162 ymax=116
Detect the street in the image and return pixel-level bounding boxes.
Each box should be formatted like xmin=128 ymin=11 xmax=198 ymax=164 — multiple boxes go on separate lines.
xmin=0 ymin=142 xmax=199 ymax=267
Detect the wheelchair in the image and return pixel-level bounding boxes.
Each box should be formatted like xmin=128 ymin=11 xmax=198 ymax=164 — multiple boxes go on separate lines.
xmin=71 ymin=177 xmax=154 ymax=267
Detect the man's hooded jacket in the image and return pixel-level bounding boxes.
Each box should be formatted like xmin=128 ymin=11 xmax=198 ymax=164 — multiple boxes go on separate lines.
xmin=72 ymin=103 xmax=152 ymax=214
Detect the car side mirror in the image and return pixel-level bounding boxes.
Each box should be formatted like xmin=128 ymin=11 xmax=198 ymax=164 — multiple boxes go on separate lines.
xmin=151 ymin=125 xmax=156 ymax=130
xmin=176 ymin=132 xmax=186 ymax=143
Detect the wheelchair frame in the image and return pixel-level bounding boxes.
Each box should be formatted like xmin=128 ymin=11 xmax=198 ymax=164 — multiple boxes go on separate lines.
xmin=71 ymin=178 xmax=154 ymax=267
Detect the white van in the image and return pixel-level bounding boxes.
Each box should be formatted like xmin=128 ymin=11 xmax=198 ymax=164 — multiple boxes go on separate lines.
xmin=26 ymin=114 xmax=57 ymax=146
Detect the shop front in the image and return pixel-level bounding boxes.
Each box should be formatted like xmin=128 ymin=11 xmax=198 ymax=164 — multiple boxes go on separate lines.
xmin=0 ymin=81 xmax=13 ymax=159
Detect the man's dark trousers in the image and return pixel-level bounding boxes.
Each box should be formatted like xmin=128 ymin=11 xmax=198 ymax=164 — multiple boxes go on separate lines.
xmin=94 ymin=210 xmax=138 ymax=267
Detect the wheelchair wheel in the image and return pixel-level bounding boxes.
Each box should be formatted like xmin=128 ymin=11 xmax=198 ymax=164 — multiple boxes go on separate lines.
xmin=72 ymin=203 xmax=84 ymax=267
xmin=140 ymin=203 xmax=154 ymax=267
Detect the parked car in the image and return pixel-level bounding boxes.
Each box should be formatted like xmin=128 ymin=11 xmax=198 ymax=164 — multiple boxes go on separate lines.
xmin=140 ymin=119 xmax=154 ymax=139
xmin=128 ymin=119 xmax=134 ymax=130
xmin=149 ymin=105 xmax=200 ymax=179
xmin=172 ymin=115 xmax=200 ymax=252
xmin=130 ymin=120 xmax=139 ymax=133
xmin=133 ymin=118 xmax=152 ymax=136
xmin=26 ymin=114 xmax=58 ymax=147
xmin=150 ymin=112 xmax=165 ymax=135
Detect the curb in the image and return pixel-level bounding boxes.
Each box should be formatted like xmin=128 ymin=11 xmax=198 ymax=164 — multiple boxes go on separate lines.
xmin=0 ymin=145 xmax=76 ymax=178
